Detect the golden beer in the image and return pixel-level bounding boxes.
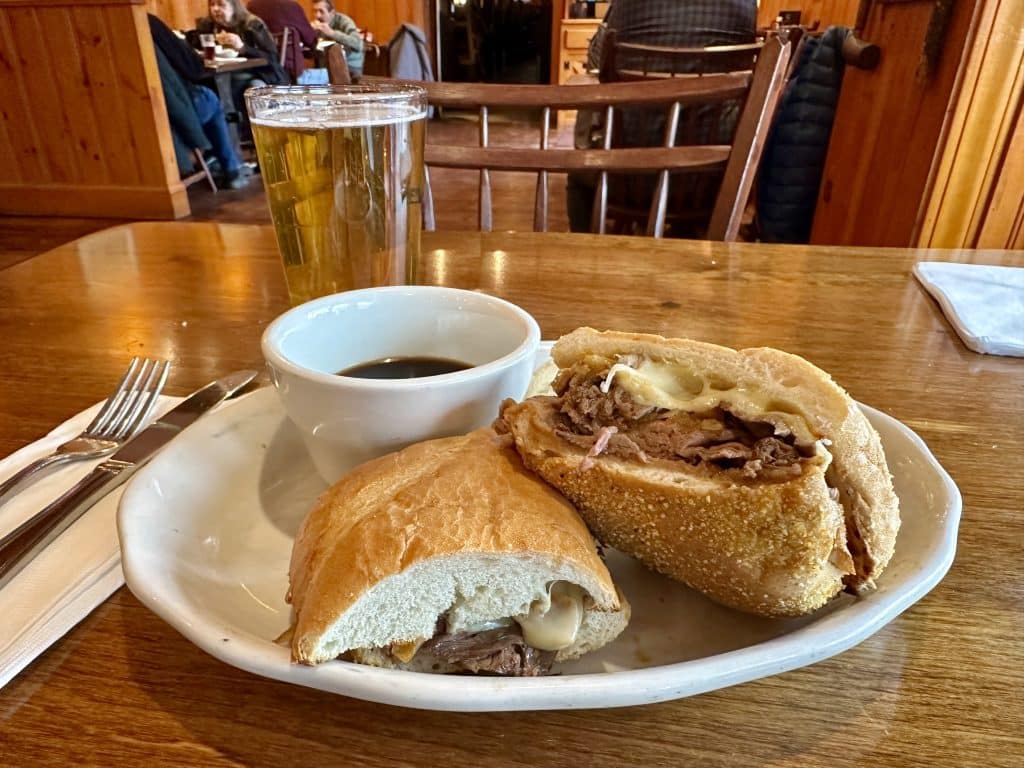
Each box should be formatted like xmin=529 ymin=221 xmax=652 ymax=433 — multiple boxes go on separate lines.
xmin=248 ymin=86 xmax=427 ymax=305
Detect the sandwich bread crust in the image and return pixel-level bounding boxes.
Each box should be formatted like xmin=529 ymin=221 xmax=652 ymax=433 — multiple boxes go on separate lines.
xmin=288 ymin=427 xmax=629 ymax=667
xmin=501 ymin=328 xmax=900 ymax=617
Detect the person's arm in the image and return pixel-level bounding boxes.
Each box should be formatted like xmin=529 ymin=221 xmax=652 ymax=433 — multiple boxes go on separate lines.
xmin=184 ymin=18 xmax=212 ymax=50
xmin=586 ymin=1 xmax=617 ymax=72
xmin=241 ymin=19 xmax=279 ymax=61
xmin=149 ymin=14 xmax=205 ymax=84
xmin=288 ymin=3 xmax=319 ymax=47
xmin=327 ymin=14 xmax=363 ymax=52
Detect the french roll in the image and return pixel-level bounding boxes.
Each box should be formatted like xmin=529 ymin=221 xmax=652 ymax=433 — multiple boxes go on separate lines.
xmin=288 ymin=427 xmax=629 ymax=674
xmin=498 ymin=327 xmax=900 ymax=617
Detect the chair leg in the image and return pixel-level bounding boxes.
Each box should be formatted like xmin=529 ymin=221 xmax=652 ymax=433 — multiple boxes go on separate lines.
xmin=422 ymin=165 xmax=436 ymax=231
xmin=192 ymin=149 xmax=218 ymax=193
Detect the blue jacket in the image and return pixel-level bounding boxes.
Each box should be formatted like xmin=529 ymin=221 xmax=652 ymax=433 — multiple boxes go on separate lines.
xmin=757 ymin=26 xmax=849 ymax=243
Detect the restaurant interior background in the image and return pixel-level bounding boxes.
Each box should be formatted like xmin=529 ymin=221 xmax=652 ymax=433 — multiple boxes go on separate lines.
xmin=0 ymin=0 xmax=1020 ymax=254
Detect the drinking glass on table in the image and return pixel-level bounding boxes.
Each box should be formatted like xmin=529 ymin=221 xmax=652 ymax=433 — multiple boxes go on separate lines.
xmin=245 ymin=85 xmax=428 ymax=306
xmin=199 ymin=32 xmax=216 ymax=62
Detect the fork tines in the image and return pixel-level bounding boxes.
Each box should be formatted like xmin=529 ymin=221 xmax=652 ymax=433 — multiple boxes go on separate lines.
xmin=85 ymin=358 xmax=171 ymax=441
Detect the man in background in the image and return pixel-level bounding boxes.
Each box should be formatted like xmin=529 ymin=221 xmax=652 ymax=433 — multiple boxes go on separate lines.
xmin=311 ymin=0 xmax=365 ymax=80
xmin=568 ymin=0 xmax=758 ymax=233
xmin=586 ymin=0 xmax=756 ymax=73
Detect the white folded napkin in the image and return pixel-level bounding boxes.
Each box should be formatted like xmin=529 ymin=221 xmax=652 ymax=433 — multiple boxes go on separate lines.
xmin=913 ymin=262 xmax=1024 ymax=357
xmin=0 ymin=396 xmax=179 ymax=689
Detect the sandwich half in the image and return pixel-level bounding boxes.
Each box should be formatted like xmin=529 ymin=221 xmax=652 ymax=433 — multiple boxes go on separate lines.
xmin=287 ymin=427 xmax=629 ymax=675
xmin=498 ymin=327 xmax=900 ymax=617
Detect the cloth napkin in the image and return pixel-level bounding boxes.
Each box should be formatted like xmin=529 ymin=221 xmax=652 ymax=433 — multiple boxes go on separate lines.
xmin=913 ymin=262 xmax=1024 ymax=357
xmin=0 ymin=396 xmax=179 ymax=689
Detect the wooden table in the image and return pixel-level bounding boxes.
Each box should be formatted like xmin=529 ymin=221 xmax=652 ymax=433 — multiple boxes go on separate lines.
xmin=0 ymin=223 xmax=1021 ymax=767
xmin=201 ymin=56 xmax=269 ymax=146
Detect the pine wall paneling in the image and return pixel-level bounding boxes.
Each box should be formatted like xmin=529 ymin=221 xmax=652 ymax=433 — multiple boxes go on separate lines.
xmin=755 ymin=0 xmax=860 ymax=30
xmin=0 ymin=0 xmax=187 ymax=218
xmin=809 ymin=0 xmax=981 ymax=246
xmin=144 ymin=0 xmax=425 ymax=44
xmin=918 ymin=0 xmax=1024 ymax=249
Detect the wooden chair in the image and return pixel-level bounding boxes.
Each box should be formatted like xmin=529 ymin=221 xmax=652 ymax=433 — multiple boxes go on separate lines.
xmin=325 ymin=43 xmax=351 ymax=85
xmin=412 ymin=36 xmax=790 ymax=239
xmin=273 ymin=26 xmax=304 ymax=83
xmin=597 ymin=32 xmax=768 ymax=237
xmin=272 ymin=27 xmax=290 ymax=68
xmin=599 ymin=33 xmax=763 ymax=81
xmin=182 ymin=148 xmax=218 ymax=193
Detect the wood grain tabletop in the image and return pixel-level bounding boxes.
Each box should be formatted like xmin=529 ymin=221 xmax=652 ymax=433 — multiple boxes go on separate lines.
xmin=0 ymin=223 xmax=1021 ymax=767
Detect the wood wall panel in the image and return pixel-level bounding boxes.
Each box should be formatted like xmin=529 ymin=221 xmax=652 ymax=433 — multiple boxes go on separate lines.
xmin=7 ymin=7 xmax=78 ymax=183
xmin=145 ymin=0 xmax=423 ymax=44
xmin=809 ymin=0 xmax=980 ymax=246
xmin=146 ymin=0 xmax=205 ymax=31
xmin=0 ymin=11 xmax=48 ymax=182
xmin=756 ymin=0 xmax=859 ymax=30
xmin=918 ymin=0 xmax=1024 ymax=250
xmin=0 ymin=0 xmax=187 ymax=218
xmin=977 ymin=103 xmax=1024 ymax=249
xmin=75 ymin=5 xmax=145 ymax=183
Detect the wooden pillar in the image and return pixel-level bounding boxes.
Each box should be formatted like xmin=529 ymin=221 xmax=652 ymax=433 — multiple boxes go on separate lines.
xmin=0 ymin=0 xmax=189 ymax=219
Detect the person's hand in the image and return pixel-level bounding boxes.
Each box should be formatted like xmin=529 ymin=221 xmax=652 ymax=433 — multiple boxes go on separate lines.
xmin=311 ymin=20 xmax=332 ymax=36
xmin=216 ymin=31 xmax=244 ymax=50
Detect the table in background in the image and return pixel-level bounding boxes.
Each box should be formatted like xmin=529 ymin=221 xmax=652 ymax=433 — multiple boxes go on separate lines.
xmin=0 ymin=223 xmax=1021 ymax=767
xmin=201 ymin=56 xmax=268 ymax=146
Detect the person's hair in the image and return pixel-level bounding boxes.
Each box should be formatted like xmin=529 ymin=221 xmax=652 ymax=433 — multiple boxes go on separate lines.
xmin=210 ymin=0 xmax=250 ymax=27
xmin=314 ymin=0 xmax=334 ymax=9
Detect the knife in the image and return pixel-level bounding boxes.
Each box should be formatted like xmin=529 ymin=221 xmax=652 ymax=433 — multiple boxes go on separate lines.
xmin=0 ymin=370 xmax=258 ymax=591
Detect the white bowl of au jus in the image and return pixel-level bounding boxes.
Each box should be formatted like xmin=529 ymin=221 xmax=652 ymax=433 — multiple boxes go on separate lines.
xmin=261 ymin=286 xmax=541 ymax=483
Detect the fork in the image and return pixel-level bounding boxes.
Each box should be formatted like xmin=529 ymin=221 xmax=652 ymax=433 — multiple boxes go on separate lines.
xmin=0 ymin=358 xmax=170 ymax=508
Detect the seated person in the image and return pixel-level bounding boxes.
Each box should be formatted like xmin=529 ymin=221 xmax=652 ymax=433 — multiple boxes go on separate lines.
xmin=247 ymin=0 xmax=319 ymax=80
xmin=567 ymin=0 xmax=757 ymax=235
xmin=148 ymin=13 xmax=248 ymax=189
xmin=311 ymin=0 xmax=365 ymax=80
xmin=190 ymin=0 xmax=287 ymax=136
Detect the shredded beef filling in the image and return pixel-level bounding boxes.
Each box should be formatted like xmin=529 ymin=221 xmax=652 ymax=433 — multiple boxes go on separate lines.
xmin=415 ymin=625 xmax=555 ymax=676
xmin=551 ymin=364 xmax=808 ymax=481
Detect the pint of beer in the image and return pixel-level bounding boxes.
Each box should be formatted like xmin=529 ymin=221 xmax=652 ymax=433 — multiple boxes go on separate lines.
xmin=200 ymin=33 xmax=216 ymax=62
xmin=245 ymin=85 xmax=427 ymax=305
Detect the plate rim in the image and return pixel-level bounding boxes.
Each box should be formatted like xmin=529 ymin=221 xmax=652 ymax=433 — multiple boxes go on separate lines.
xmin=118 ymin=364 xmax=962 ymax=711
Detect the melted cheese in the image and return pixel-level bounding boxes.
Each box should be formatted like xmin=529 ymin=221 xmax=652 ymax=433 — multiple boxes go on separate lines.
xmin=390 ymin=638 xmax=426 ymax=663
xmin=600 ymin=361 xmax=818 ymax=445
xmin=516 ymin=582 xmax=585 ymax=652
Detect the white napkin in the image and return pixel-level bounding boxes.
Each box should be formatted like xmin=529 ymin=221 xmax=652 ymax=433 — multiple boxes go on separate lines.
xmin=913 ymin=262 xmax=1024 ymax=357
xmin=0 ymin=396 xmax=179 ymax=689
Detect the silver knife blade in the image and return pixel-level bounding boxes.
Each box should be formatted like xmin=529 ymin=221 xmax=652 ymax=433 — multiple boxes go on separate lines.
xmin=0 ymin=370 xmax=258 ymax=590
xmin=109 ymin=369 xmax=257 ymax=465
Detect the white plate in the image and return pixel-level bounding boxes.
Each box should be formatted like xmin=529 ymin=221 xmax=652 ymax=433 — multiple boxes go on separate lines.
xmin=118 ymin=346 xmax=961 ymax=711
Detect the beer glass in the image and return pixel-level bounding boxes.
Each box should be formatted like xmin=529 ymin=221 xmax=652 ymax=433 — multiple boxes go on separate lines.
xmin=245 ymin=84 xmax=428 ymax=305
xmin=199 ymin=33 xmax=216 ymax=62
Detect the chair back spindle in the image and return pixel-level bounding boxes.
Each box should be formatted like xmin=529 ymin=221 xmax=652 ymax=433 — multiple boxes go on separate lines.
xmin=478 ymin=106 xmax=492 ymax=231
xmin=374 ymin=37 xmax=790 ymax=238
xmin=534 ymin=106 xmax=551 ymax=232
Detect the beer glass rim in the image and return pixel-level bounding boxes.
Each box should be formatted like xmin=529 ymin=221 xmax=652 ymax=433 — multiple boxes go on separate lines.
xmin=246 ymin=83 xmax=425 ymax=105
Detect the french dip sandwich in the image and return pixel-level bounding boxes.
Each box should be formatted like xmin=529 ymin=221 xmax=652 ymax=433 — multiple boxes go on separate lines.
xmin=498 ymin=328 xmax=900 ymax=617
xmin=287 ymin=428 xmax=629 ymax=675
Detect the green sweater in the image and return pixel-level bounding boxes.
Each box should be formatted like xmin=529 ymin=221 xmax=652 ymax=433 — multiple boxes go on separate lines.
xmin=323 ymin=12 xmax=364 ymax=73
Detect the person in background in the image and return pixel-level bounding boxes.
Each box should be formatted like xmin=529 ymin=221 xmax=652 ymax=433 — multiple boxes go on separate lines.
xmin=587 ymin=0 xmax=756 ymax=75
xmin=148 ymin=13 xmax=249 ymax=189
xmin=247 ymin=0 xmax=319 ymax=80
xmin=567 ymin=0 xmax=758 ymax=233
xmin=191 ymin=0 xmax=287 ymax=137
xmin=311 ymin=0 xmax=365 ymax=80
